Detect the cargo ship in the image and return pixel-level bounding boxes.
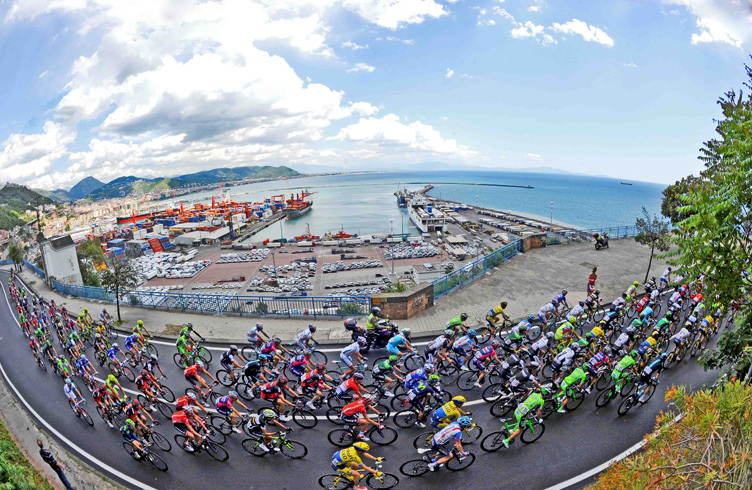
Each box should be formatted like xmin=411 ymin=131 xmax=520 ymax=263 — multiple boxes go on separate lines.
xmin=284 ymin=192 xmax=313 ymax=220
xmin=407 ymin=196 xmax=447 ymax=233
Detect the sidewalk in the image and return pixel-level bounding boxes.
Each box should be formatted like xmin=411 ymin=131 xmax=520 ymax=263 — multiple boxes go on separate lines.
xmin=12 ymin=238 xmax=669 ymax=344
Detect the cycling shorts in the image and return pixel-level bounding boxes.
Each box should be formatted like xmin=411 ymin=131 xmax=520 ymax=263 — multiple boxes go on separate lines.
xmin=453 ymin=346 xmax=467 ymax=356
xmin=472 ymin=357 xmax=485 ymax=370
xmin=217 ymin=406 xmax=232 ymax=416
xmin=122 ymin=431 xmax=138 ymax=442
xmin=340 ymin=413 xmax=361 ymax=425
xmin=639 ymin=373 xmax=653 ymax=384
xmin=386 ymin=344 xmax=401 ymax=355
xmin=173 ymin=422 xmax=188 ymax=434
xmin=430 ymin=440 xmax=452 ymax=456
xmin=486 ymin=317 xmax=496 ymax=328
xmin=340 ymin=353 xmax=354 ymax=367
xmin=290 ymin=364 xmax=306 ymax=377
xmin=184 ymin=375 xmax=199 ymax=386
xmin=260 ymin=391 xmax=279 ymax=401
xmin=220 ymin=359 xmax=233 ymax=371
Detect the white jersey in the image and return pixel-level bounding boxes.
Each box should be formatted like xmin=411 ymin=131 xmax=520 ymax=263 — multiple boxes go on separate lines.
xmin=613 ymin=333 xmax=630 ymax=348
xmin=295 ymin=329 xmax=313 ymax=343
xmin=661 ymin=269 xmax=670 ymax=279
xmin=569 ymin=305 xmax=584 ymax=317
xmin=341 ymin=342 xmax=360 ymax=355
xmin=553 ymin=348 xmax=574 ymax=366
xmin=539 ymin=303 xmax=555 ymax=315
xmin=426 ymin=336 xmax=447 ymax=351
xmin=650 ymin=289 xmax=660 ymax=301
xmin=530 ymin=337 xmax=549 ymax=353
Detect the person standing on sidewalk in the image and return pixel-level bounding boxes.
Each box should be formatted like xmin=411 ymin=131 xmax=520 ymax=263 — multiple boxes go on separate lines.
xmin=37 ymin=440 xmax=75 ymax=490
xmin=587 ymin=267 xmax=598 ymax=293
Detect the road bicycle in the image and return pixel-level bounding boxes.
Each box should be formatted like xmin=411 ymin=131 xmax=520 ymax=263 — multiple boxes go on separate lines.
xmin=174 ymin=435 xmax=229 ymax=462
xmin=541 ymin=383 xmax=587 ymax=417
xmin=173 ymin=345 xmax=211 ymax=369
xmin=320 ymin=461 xmax=398 ymax=489
xmin=141 ymin=423 xmax=172 ymax=452
xmin=33 ymin=350 xmax=47 ymax=372
xmin=285 ymin=342 xmax=328 ymax=365
xmin=241 ymin=430 xmax=308 ymax=458
xmin=108 ymin=360 xmax=135 ymax=382
xmin=481 ymin=416 xmax=545 ymax=452
xmin=68 ymin=398 xmax=94 ymax=427
xmin=617 ymin=377 xmax=659 ymax=416
xmin=327 ymin=418 xmax=398 ymax=448
xmin=122 ymin=441 xmax=168 ymax=472
xmin=412 ymin=425 xmax=482 ymax=449
xmin=400 ymin=448 xmax=475 ymax=476
xmin=185 ymin=383 xmax=221 ymax=408
xmin=137 ymin=393 xmax=173 ymax=419
xmin=216 ymin=366 xmax=245 ymax=387
xmin=595 ymin=372 xmax=636 ymax=408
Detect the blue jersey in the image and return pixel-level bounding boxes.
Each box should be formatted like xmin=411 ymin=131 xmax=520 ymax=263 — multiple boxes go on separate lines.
xmin=640 ymin=307 xmax=654 ymax=320
xmin=388 ymin=335 xmax=407 ymax=349
xmin=408 ymin=382 xmax=436 ymax=400
xmin=405 ymin=368 xmax=427 ymax=387
xmin=341 ymin=342 xmax=360 ymax=355
xmin=553 ymin=293 xmax=567 ymax=304
xmin=124 ymin=335 xmax=136 ymax=349
xmin=106 ymin=346 xmax=121 ymax=359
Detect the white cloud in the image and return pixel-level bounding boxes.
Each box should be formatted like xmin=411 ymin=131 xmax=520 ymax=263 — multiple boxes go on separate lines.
xmin=0 ymin=122 xmax=75 ymax=182
xmin=332 ymin=114 xmax=476 ymax=157
xmin=342 ymin=40 xmax=369 ymax=50
xmin=661 ymin=0 xmax=749 ymax=48
xmin=550 ymin=19 xmax=614 ymax=47
xmin=525 ymin=153 xmax=542 ymax=160
xmin=623 ymin=61 xmax=638 ymax=68
xmin=493 ymin=7 xmax=515 ymax=22
xmin=445 ymin=68 xmax=454 ymax=78
xmin=383 ymin=36 xmax=415 ymax=45
xmin=348 ymin=63 xmax=376 ymax=73
xmin=440 ymin=116 xmax=449 ymax=121
xmin=340 ymin=0 xmax=447 ymax=30
xmin=477 ymin=6 xmax=513 ymax=26
xmin=528 ymin=6 xmax=540 ymax=12
xmin=37 ymin=70 xmax=49 ymax=79
xmin=510 ymin=21 xmax=545 ymax=39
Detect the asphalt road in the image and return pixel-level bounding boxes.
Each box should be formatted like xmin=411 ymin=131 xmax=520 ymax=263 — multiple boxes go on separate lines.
xmin=0 ymin=270 xmax=721 ymax=490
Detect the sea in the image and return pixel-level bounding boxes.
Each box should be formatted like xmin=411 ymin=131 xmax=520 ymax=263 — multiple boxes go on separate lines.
xmin=157 ymin=171 xmax=666 ymax=240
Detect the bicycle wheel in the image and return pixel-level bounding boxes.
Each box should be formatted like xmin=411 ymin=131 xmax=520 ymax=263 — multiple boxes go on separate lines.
xmin=210 ymin=415 xmax=232 ymax=435
xmin=216 ymin=370 xmax=235 ymax=387
xmin=404 ymin=355 xmax=424 ymax=371
xmin=541 ymin=399 xmax=556 ymax=419
xmin=242 ymin=437 xmax=268 ymax=456
xmin=475 ymin=327 xmax=491 ymax=345
xmin=400 ymin=459 xmax=429 ymax=477
xmin=520 ymin=422 xmax=545 ymax=443
xmin=121 ymin=366 xmax=135 ymax=382
xmin=412 ymin=432 xmax=434 ymax=450
xmin=280 ymin=439 xmax=308 ymax=459
xmin=125 ymin=352 xmax=138 ymax=367
xmin=204 ymin=441 xmax=229 ymax=462
xmin=293 ymin=409 xmax=317 ymax=429
xmin=369 ymin=426 xmax=398 ymax=445
xmin=80 ymin=408 xmax=94 ymax=426
xmin=236 ymin=383 xmax=256 ymax=401
xmin=461 ymin=425 xmax=482 ymax=444
xmin=595 ymin=387 xmax=616 ymax=408
xmin=174 ymin=435 xmax=193 ymax=453
xmin=242 ymin=346 xmax=258 ymax=361
xmin=490 ymin=397 xmax=516 ymax=418
xmin=394 ymin=410 xmax=418 ymax=428
xmin=328 ymin=429 xmax=355 ymax=447
xmin=541 ymin=363 xmax=556 ymax=380
xmin=198 ymin=347 xmax=213 ymax=363
xmin=480 ymin=431 xmax=507 ymax=452
xmin=390 ymin=394 xmax=409 ymax=411
xmin=145 ymin=452 xmax=168 ymax=472
xmin=173 ymin=353 xmax=187 ymax=368
xmin=205 ymin=427 xmax=227 ymax=445
xmin=593 ymin=308 xmax=605 ymax=323
xmin=438 ymin=364 xmax=459 ymax=385
xmin=617 ymin=395 xmax=636 ymax=416
xmin=318 ymin=474 xmax=353 ymax=490
xmin=619 ymin=375 xmax=636 ymax=397
xmin=566 ymin=390 xmax=584 ymax=412
xmin=446 ymin=452 xmax=475 ymax=471
xmin=596 ymin=373 xmax=612 ymax=391
xmin=326 ymin=407 xmax=345 ymax=425
xmin=158 ymin=385 xmax=175 ymax=403
xmin=457 ymin=371 xmax=479 ymax=391
xmin=96 ymin=406 xmax=109 ymax=423
xmin=122 ymin=441 xmax=139 ymax=460
xmin=150 ymin=431 xmax=172 ymax=451
xmin=366 ymin=472 xmax=399 ymax=489
xmin=146 ymin=343 xmax=158 ymax=356
xmin=639 ymin=384 xmax=656 ymax=404
xmin=482 ymin=383 xmax=505 ymax=403
xmin=156 ymin=401 xmax=173 ymax=418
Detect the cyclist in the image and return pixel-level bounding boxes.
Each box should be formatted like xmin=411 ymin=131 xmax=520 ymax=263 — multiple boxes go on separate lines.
xmin=260 ymin=337 xmax=289 ymax=367
xmin=120 ymin=419 xmax=144 ymax=455
xmin=243 ymin=355 xmax=272 ymax=391
xmin=371 ymin=356 xmax=402 ymax=398
xmin=178 ymin=323 xmax=197 ymax=341
xmin=583 ymin=347 xmax=612 ymax=393
xmin=404 ymin=375 xmax=441 ymax=428
xmin=331 ymin=443 xmax=383 ymax=490
xmin=92 ymin=383 xmax=113 ymax=426
xmin=611 ymin=350 xmax=637 ymax=393
xmin=552 ymin=290 xmax=569 ymax=312
xmin=172 ymin=406 xmax=208 ymax=453
xmin=76 ymin=354 xmax=96 ymax=378
xmin=611 ymin=293 xmax=627 ymax=312
xmin=340 ymin=338 xmax=367 ymax=377
xmin=452 ymin=329 xmax=477 ymax=371
xmin=640 ymin=302 xmax=656 ymax=323
xmin=294 ymin=324 xmax=317 ymax=350
xmin=549 ymin=343 xmax=580 ymax=380
xmin=611 ymin=323 xmax=639 ymax=356
xmin=660 ymin=267 xmax=672 ymax=288
xmin=302 ymin=364 xmax=335 ymax=409
xmin=106 ymin=342 xmax=126 ymax=368
xmin=133 ymin=319 xmax=151 ymax=342
xmin=502 ymin=390 xmax=545 ymax=447
xmin=175 ymin=392 xmax=209 ymax=415
xmin=82 ymin=307 xmax=93 ymax=326
xmin=123 ymin=333 xmax=140 ymax=359
xmin=63 ymin=377 xmax=83 ymax=405
xmin=585 ymin=289 xmax=601 ymax=320
xmin=106 ymin=373 xmax=125 ymax=404
xmin=144 ymin=355 xmax=166 ymax=379
xmin=135 ymin=370 xmax=158 ymax=411
xmin=386 ymin=328 xmax=414 ymax=359
xmin=336 ymin=372 xmax=368 ymax=402
xmin=636 ymin=332 xmax=659 ymax=361
xmin=556 ymin=359 xmax=587 ymax=413
xmin=555 ymin=319 xmax=579 ymax=345
xmin=184 ymin=361 xmax=218 ymax=406
xmin=366 ymin=307 xmax=384 ymax=332
xmin=288 ymin=351 xmax=313 ymax=378
xmin=537 ymin=301 xmax=557 ymax=325
xmin=625 ymin=281 xmax=639 ymax=303
xmin=405 ymin=364 xmax=434 ymax=390
xmin=100 ymin=308 xmax=111 ymax=325
xmin=57 ymin=355 xmax=73 ymax=378
xmin=425 ymin=416 xmax=474 ymax=472
xmin=259 ymin=376 xmax=298 ymax=421
xmin=444 ymin=313 xmax=469 ymax=337
xmin=246 ymin=409 xmax=291 ymax=453
xmin=529 ymin=332 xmax=556 ymax=365
xmin=472 ymin=341 xmax=502 ymax=388
xmin=216 ymin=391 xmax=248 ymax=433
xmin=568 ymin=301 xmax=586 ymax=324
xmin=175 ymin=333 xmax=194 ymax=366
xmin=430 ymin=396 xmax=469 ymax=428
xmin=219 ymin=345 xmax=246 ymax=383
xmin=125 ymin=399 xmax=155 ymax=436
xmin=640 ymin=353 xmax=667 ymax=387
xmin=424 ymin=333 xmax=451 ymax=365
xmin=670 ymin=325 xmax=693 ymax=362
xmin=340 ymin=395 xmax=384 ymax=440
xmin=655 ymin=311 xmax=675 ymax=335
xmin=246 ymin=322 xmax=269 ymax=348
xmin=486 ymin=302 xmax=511 ymax=337
xmin=507 ymin=317 xmax=533 ymax=349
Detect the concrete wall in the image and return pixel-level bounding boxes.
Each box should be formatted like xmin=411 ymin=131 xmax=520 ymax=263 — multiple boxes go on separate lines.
xmin=521 ymin=233 xmax=547 ymax=253
xmin=40 ymin=241 xmax=82 ymax=284
xmin=371 ymin=282 xmax=434 ymax=320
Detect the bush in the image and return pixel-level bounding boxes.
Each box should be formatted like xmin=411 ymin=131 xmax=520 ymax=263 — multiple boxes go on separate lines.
xmin=0 ymin=420 xmax=54 ymax=489
xmin=337 ymin=302 xmax=364 ymax=315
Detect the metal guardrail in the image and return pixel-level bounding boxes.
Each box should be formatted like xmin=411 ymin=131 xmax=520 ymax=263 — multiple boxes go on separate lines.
xmin=432 ymin=240 xmax=522 ymax=299
xmin=51 ymin=279 xmax=369 ymax=318
xmin=546 ymin=225 xmax=638 ymax=245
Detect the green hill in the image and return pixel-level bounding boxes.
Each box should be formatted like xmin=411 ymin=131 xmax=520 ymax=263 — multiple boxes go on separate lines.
xmin=0 ymin=184 xmax=53 ymax=230
xmin=69 ymin=176 xmax=104 ymax=200
xmin=34 ymin=188 xmax=72 ymax=202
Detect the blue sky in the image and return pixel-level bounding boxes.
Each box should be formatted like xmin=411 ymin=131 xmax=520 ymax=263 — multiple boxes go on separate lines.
xmin=0 ymin=0 xmax=750 ymax=189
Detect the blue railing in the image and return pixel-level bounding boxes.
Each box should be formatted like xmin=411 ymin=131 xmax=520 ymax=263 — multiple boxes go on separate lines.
xmin=0 ymin=260 xmax=13 ymax=266
xmin=51 ymin=279 xmax=369 ymax=318
xmin=23 ymin=260 xmax=46 ymax=279
xmin=546 ymin=225 xmax=638 ymax=245
xmin=432 ymin=240 xmax=521 ymax=298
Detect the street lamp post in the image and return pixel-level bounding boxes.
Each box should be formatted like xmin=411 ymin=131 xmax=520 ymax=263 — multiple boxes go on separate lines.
xmin=550 ymin=201 xmax=554 ymax=228
xmin=390 ymin=219 xmax=395 ymax=275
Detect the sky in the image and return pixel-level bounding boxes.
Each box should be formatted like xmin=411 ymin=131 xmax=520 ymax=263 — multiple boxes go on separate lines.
xmin=0 ymin=0 xmax=751 ymax=189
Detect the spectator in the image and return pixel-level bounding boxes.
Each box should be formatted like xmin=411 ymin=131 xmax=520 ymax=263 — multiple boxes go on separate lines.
xmin=587 ymin=266 xmax=598 ymax=293
xmin=37 ymin=440 xmax=75 ymax=490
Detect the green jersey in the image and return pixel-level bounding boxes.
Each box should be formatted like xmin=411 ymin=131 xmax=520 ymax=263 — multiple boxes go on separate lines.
xmin=564 ymin=368 xmax=586 ymax=386
xmin=522 ymin=392 xmax=544 ymax=411
xmin=176 ymin=335 xmax=188 ymax=347
xmin=448 ymin=317 xmax=464 ymax=328
xmin=655 ymin=318 xmax=670 ymax=331
xmin=615 ymin=355 xmax=636 ymax=373
xmin=374 ymin=360 xmax=393 ymax=373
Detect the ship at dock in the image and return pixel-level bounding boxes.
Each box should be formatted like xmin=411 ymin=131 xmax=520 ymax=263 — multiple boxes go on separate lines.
xmin=407 ymin=195 xmax=447 ymax=233
xmin=284 ymin=191 xmax=313 ymax=220
xmin=394 ymin=187 xmax=408 ymax=207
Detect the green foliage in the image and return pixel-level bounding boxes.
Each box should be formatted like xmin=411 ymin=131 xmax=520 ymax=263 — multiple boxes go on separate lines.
xmin=7 ymin=242 xmax=24 ymax=266
xmin=0 ymin=420 xmax=54 ymax=490
xmin=383 ymin=281 xmax=407 ymax=293
xmin=336 ymin=302 xmax=364 ymax=315
xmin=634 ymin=206 xmax=671 ymax=284
xmin=101 ymin=260 xmax=139 ymax=321
xmin=77 ymin=239 xmax=105 ymax=287
xmin=255 ymin=301 xmax=269 ymax=314
xmin=661 ymin=175 xmax=702 ymax=223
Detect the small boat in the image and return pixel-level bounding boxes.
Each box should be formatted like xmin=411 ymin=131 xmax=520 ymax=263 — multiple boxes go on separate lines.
xmin=621 ymin=182 xmax=633 ymax=186
xmin=295 ymin=224 xmax=320 ymax=241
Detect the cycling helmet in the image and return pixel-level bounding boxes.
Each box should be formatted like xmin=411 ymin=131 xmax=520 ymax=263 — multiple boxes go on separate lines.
xmin=371 ymin=307 xmax=381 ymax=315
xmin=660 ymin=353 xmax=668 ymax=360
xmin=585 ymin=332 xmax=593 ymax=339
xmin=401 ymin=328 xmax=411 ymax=336
xmin=424 ymin=363 xmax=435 ymax=371
xmin=83 ymin=307 xmax=88 ymax=313
xmin=595 ymin=289 xmax=600 ymax=295
xmin=570 ymin=343 xmax=580 ymax=351
xmin=309 ymin=325 xmax=317 ymax=333
xmin=545 ymin=332 xmax=555 ymax=339
xmin=184 ymin=405 xmax=195 ymax=414
xmin=316 ymin=363 xmax=327 ymax=371
xmin=527 ymin=314 xmax=535 ymax=323
xmin=186 ymin=323 xmax=193 ymax=330
xmin=648 ymin=301 xmax=655 ymax=307
xmin=603 ymin=346 xmax=612 ymax=355
xmin=428 ymin=374 xmax=440 ymax=385
xmin=388 ymin=355 xmax=399 ymax=363
xmin=344 ymin=318 xmax=358 ymax=329
xmin=230 ymin=345 xmax=238 ymax=353
xmin=452 ymin=395 xmax=466 ymax=405
xmin=80 ymin=354 xmax=88 ymax=361
xmin=102 ymin=308 xmax=108 ymax=314
xmin=357 ymin=337 xmax=367 ymax=346
xmin=353 ymin=442 xmax=370 ymax=452
xmin=652 ymin=331 xmax=659 ymax=337
xmin=229 ymin=391 xmax=238 ymax=399
xmin=196 ymin=360 xmax=204 ymax=369
xmin=443 ymin=332 xmax=453 ymax=339
xmin=500 ymin=302 xmax=508 ymax=308
xmin=137 ymin=320 xmax=143 ymax=326
xmin=457 ymin=416 xmax=472 ymax=427
xmin=579 ymin=300 xmax=585 ymax=307
xmin=125 ymin=418 xmax=135 ymax=427
xmin=256 ymin=323 xmax=264 ymax=330
xmin=141 ymin=369 xmax=149 ymax=376
xmin=630 ymin=350 xmax=637 ymax=357
xmin=65 ymin=377 xmax=73 ymax=386
xmin=468 ymin=329 xmax=477 ymax=337
xmin=277 ymin=376 xmax=288 ymax=385
xmin=491 ymin=339 xmax=501 ymax=347
xmin=460 ymin=313 xmax=468 ymax=321
xmin=261 ymin=409 xmax=276 ymax=419
xmin=634 ymin=281 xmax=639 ymax=286
xmin=150 ymin=355 xmax=158 ymax=363
xmin=666 ymin=310 xmax=673 ymax=317
xmin=304 ymin=351 xmax=312 ymax=358
xmin=187 ymin=392 xmax=197 ymax=400
xmin=562 ymin=289 xmax=568 ymax=295
xmin=567 ymin=316 xmax=576 ymax=324
xmin=551 ymin=299 xmax=559 ymax=306
xmin=651 ymin=276 xmax=657 ymax=282
xmin=668 ymin=267 xmax=672 ymax=272
xmin=272 ymin=337 xmax=281 ymax=344
xmin=353 ymin=373 xmax=365 ymax=381
xmin=362 ymin=395 xmax=374 ymax=405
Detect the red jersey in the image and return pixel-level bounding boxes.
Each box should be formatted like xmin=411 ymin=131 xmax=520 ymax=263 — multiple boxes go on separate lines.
xmin=175 ymin=396 xmax=192 ymax=409
xmin=171 ymin=411 xmax=190 ymax=425
xmin=342 ymin=399 xmax=368 ymax=417
xmin=184 ymin=364 xmax=199 ymax=378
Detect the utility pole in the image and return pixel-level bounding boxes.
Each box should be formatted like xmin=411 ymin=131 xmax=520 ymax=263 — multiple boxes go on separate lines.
xmin=550 ymin=201 xmax=554 ymax=227
xmin=390 ymin=219 xmax=395 ymax=276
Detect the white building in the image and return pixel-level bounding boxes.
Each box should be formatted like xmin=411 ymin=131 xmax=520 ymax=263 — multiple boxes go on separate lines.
xmin=39 ymin=234 xmax=82 ymax=284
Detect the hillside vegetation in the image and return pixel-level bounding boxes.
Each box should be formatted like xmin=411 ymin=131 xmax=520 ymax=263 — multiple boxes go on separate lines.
xmin=0 ymin=184 xmax=53 ymax=230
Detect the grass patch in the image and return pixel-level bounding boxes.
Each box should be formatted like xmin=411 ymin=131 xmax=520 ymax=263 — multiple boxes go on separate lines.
xmin=0 ymin=418 xmax=54 ymax=490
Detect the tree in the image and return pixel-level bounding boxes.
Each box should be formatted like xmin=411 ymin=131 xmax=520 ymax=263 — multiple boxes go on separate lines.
xmin=634 ymin=207 xmax=671 ymax=283
xmin=662 ymin=60 xmax=752 ymax=378
xmin=7 ymin=241 xmax=24 ymax=271
xmin=660 ymin=175 xmax=702 ymax=223
xmin=77 ymin=239 xmax=105 ymax=287
xmin=100 ymin=260 xmax=139 ymax=322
